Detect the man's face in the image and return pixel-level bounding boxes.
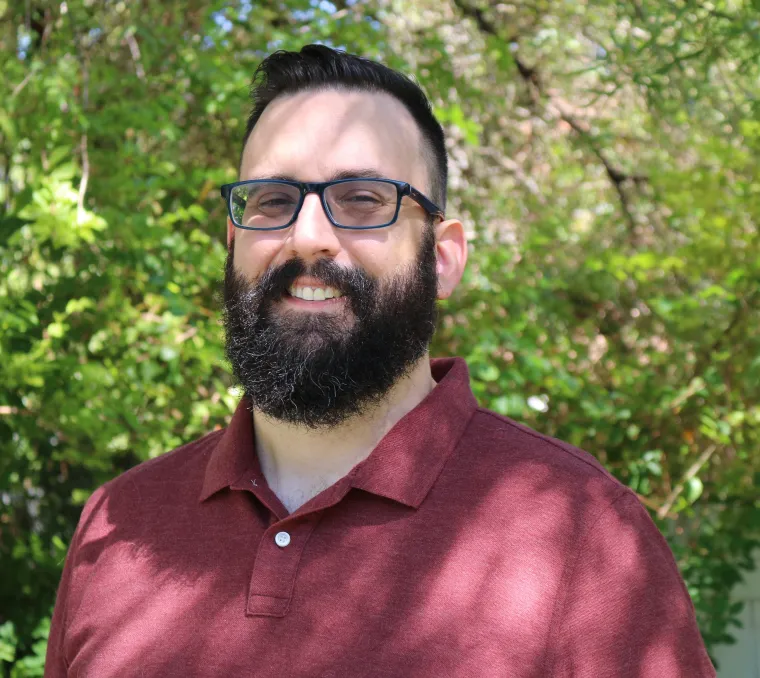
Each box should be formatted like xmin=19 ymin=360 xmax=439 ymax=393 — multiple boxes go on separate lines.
xmin=230 ymin=88 xmax=434 ymax=297
xmin=224 ymin=89 xmax=445 ymax=428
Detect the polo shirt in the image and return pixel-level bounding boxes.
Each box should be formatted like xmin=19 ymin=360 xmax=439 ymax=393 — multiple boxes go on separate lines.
xmin=44 ymin=357 xmax=715 ymax=677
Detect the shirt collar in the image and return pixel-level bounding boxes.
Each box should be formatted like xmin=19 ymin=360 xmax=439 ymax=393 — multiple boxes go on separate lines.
xmin=348 ymin=357 xmax=477 ymax=507
xmin=198 ymin=398 xmax=258 ymax=503
xmin=199 ymin=357 xmax=478 ymax=508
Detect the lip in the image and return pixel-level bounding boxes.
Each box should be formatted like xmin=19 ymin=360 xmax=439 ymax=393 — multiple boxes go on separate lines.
xmin=282 ymin=293 xmax=347 ymax=310
xmin=290 ymin=276 xmax=338 ymax=289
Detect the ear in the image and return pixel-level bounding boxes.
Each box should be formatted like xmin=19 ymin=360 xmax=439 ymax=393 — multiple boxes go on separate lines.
xmin=434 ymin=217 xmax=468 ymax=300
xmin=227 ymin=217 xmax=235 ymax=249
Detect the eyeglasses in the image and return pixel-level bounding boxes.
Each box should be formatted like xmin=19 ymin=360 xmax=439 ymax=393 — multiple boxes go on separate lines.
xmin=220 ymin=178 xmax=444 ymax=231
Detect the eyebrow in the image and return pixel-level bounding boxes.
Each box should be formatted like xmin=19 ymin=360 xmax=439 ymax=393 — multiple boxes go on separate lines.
xmin=246 ymin=168 xmax=393 ymax=182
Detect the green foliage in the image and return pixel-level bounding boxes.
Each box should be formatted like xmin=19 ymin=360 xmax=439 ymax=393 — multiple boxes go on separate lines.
xmin=1 ymin=0 xmax=758 ymax=672
xmin=0 ymin=617 xmax=48 ymax=677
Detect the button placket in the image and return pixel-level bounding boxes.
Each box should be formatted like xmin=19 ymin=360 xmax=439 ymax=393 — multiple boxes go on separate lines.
xmin=247 ymin=516 xmax=320 ymax=617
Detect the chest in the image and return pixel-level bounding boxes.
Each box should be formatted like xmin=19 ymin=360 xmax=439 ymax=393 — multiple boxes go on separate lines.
xmin=64 ymin=497 xmax=561 ymax=677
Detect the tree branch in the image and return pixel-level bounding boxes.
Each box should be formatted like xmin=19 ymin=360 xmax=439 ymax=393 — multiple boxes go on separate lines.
xmin=451 ymin=0 xmax=648 ymax=235
xmin=11 ymin=71 xmax=34 ymax=99
xmin=125 ymin=32 xmax=146 ymax=80
xmin=76 ymin=50 xmax=90 ymax=224
xmin=77 ymin=133 xmax=90 ymax=224
xmin=657 ymin=444 xmax=717 ymax=519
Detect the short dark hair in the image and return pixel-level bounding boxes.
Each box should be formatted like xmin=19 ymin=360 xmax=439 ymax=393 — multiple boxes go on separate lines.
xmin=242 ymin=44 xmax=448 ymax=210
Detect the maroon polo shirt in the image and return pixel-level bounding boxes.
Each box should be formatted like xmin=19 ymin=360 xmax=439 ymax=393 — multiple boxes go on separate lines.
xmin=45 ymin=358 xmax=715 ymax=677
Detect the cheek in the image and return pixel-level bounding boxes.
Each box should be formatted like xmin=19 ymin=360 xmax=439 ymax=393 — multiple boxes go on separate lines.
xmin=359 ymin=227 xmax=424 ymax=276
xmin=232 ymin=232 xmax=286 ymax=277
xmin=344 ymin=238 xmax=417 ymax=279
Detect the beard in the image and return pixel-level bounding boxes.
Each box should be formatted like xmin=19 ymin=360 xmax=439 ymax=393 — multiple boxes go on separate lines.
xmin=222 ymin=224 xmax=438 ymax=429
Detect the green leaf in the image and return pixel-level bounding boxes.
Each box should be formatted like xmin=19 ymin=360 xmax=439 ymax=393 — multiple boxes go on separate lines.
xmin=684 ymin=477 xmax=704 ymax=504
xmin=0 ymin=621 xmax=17 ymax=663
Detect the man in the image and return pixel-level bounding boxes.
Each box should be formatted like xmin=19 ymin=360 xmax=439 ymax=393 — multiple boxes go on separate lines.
xmin=45 ymin=45 xmax=715 ymax=677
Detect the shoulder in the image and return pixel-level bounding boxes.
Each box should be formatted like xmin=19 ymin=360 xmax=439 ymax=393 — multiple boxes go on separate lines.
xmin=106 ymin=427 xmax=223 ymax=494
xmin=467 ymin=407 xmax=618 ymax=482
xmin=76 ymin=428 xmax=225 ymax=533
xmin=452 ymin=406 xmax=633 ymax=515
xmin=452 ymin=408 xmax=674 ymax=591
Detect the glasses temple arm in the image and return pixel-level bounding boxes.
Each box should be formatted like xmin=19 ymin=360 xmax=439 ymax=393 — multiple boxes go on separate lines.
xmin=407 ymin=186 xmax=444 ymax=218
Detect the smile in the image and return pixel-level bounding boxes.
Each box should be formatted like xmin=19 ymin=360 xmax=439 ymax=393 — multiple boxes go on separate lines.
xmin=287 ymin=285 xmax=344 ymax=301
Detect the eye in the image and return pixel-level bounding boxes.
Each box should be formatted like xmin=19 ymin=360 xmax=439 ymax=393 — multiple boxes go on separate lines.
xmin=336 ymin=191 xmax=387 ymax=207
xmin=253 ymin=193 xmax=297 ymax=211
xmin=346 ymin=192 xmax=382 ymax=202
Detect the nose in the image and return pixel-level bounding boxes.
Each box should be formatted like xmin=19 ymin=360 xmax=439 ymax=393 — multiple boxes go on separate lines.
xmin=285 ymin=193 xmax=342 ymax=262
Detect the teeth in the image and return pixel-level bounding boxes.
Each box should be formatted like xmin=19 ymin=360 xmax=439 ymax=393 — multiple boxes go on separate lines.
xmin=288 ymin=285 xmax=343 ymax=301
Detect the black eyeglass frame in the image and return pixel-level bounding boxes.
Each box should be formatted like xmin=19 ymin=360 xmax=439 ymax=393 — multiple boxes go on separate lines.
xmin=220 ymin=178 xmax=445 ymax=231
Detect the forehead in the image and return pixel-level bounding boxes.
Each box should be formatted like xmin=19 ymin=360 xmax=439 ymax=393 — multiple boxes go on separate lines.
xmin=241 ymin=88 xmax=428 ymax=188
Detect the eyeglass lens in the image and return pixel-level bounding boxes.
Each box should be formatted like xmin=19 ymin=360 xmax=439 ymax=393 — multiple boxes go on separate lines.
xmin=230 ymin=181 xmax=399 ymax=229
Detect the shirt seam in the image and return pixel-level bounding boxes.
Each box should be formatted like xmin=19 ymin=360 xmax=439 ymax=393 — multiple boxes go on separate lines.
xmin=283 ymin=512 xmax=325 ymax=611
xmin=59 ymin=484 xmax=111 ymax=671
xmin=475 ymin=408 xmax=615 ymax=482
xmin=60 ymin=521 xmax=84 ymax=672
xmin=541 ymin=485 xmax=632 ymax=676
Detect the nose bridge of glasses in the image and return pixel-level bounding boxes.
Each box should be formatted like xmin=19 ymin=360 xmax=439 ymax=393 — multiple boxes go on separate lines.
xmin=291 ymin=187 xmax=337 ymax=235
xmin=301 ymin=183 xmax=333 ymax=216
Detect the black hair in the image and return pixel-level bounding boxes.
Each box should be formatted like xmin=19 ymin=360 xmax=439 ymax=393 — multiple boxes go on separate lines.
xmin=242 ymin=44 xmax=448 ymax=210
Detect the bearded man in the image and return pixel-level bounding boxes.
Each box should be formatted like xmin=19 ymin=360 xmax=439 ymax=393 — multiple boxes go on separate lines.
xmin=45 ymin=45 xmax=715 ymax=677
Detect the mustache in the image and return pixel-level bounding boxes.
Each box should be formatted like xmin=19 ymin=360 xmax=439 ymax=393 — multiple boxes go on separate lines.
xmin=231 ymin=256 xmax=378 ymax=314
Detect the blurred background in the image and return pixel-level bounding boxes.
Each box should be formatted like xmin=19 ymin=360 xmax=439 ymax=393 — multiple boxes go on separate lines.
xmin=1 ymin=0 xmax=759 ymax=675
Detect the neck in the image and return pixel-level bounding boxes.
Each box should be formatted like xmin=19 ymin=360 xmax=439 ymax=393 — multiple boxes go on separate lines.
xmin=252 ymin=355 xmax=437 ymax=513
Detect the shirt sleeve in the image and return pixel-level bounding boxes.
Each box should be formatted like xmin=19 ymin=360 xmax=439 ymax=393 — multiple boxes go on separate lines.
xmin=547 ymin=489 xmax=716 ymax=677
xmin=44 ymin=486 xmax=107 ymax=678
xmin=44 ymin=524 xmax=81 ymax=678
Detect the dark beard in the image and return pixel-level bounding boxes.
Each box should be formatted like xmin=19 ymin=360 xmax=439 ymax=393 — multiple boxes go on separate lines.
xmin=222 ymin=225 xmax=438 ymax=429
